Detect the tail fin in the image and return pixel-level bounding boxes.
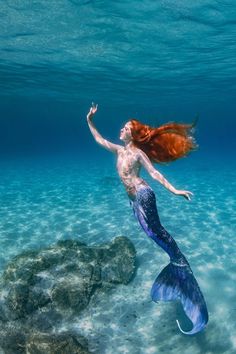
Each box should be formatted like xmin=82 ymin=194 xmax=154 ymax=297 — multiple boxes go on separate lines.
xmin=151 ymin=262 xmax=208 ymax=335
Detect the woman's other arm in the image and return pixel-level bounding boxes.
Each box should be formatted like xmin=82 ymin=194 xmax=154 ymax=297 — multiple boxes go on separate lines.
xmin=87 ymin=104 xmax=121 ymax=153
xmin=138 ymin=149 xmax=193 ymax=200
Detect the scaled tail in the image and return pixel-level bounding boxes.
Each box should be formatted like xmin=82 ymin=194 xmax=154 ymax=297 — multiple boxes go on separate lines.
xmin=151 ymin=262 xmax=208 ymax=335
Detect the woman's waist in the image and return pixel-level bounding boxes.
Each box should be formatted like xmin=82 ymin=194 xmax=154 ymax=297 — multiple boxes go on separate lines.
xmin=122 ymin=178 xmax=152 ymax=198
xmin=122 ymin=177 xmax=146 ymax=188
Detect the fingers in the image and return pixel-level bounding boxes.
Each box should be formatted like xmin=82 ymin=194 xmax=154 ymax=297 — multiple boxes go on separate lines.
xmin=87 ymin=103 xmax=98 ymax=117
xmin=180 ymin=191 xmax=192 ymax=201
xmin=185 ymin=192 xmax=193 ymax=201
xmin=91 ymin=102 xmax=98 ymax=109
xmin=177 ymin=190 xmax=193 ymax=201
xmin=185 ymin=191 xmax=193 ymax=198
xmin=184 ymin=190 xmax=193 ymax=196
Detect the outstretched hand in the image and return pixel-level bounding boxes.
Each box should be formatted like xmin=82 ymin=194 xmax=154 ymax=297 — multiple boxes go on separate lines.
xmin=87 ymin=102 xmax=98 ymax=120
xmin=176 ymin=190 xmax=193 ymax=201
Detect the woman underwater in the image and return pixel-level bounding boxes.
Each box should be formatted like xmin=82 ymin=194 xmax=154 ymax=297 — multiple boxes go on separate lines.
xmin=86 ymin=104 xmax=208 ymax=335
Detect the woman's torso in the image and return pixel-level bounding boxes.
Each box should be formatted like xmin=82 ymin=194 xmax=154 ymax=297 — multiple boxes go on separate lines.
xmin=116 ymin=145 xmax=148 ymax=197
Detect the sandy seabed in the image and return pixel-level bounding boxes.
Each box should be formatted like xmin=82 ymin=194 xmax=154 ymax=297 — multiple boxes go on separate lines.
xmin=0 ymin=161 xmax=235 ymax=354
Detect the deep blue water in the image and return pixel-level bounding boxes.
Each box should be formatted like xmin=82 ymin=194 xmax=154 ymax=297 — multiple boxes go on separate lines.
xmin=0 ymin=1 xmax=236 ymax=353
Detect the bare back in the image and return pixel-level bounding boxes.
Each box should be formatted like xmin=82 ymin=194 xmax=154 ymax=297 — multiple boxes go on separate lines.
xmin=116 ymin=145 xmax=148 ymax=197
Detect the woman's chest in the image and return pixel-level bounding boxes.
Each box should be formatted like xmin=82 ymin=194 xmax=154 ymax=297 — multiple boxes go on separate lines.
xmin=117 ymin=149 xmax=140 ymax=173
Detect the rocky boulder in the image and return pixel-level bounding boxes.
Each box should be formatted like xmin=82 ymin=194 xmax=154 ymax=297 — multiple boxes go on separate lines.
xmin=0 ymin=236 xmax=137 ymax=353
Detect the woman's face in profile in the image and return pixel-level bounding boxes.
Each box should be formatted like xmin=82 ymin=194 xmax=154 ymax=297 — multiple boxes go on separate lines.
xmin=120 ymin=122 xmax=132 ymax=142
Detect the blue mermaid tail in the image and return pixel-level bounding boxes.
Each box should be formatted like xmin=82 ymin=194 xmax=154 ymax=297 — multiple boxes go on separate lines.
xmin=151 ymin=262 xmax=208 ymax=334
xmin=130 ymin=186 xmax=208 ymax=335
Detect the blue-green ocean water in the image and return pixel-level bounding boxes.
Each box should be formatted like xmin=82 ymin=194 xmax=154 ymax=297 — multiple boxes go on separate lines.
xmin=1 ymin=1 xmax=236 ymax=353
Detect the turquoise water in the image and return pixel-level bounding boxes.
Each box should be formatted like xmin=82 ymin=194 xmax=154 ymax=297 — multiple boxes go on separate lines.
xmin=1 ymin=0 xmax=236 ymax=353
xmin=1 ymin=157 xmax=236 ymax=352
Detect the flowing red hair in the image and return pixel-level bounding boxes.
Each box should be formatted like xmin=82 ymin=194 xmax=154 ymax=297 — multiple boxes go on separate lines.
xmin=129 ymin=119 xmax=197 ymax=163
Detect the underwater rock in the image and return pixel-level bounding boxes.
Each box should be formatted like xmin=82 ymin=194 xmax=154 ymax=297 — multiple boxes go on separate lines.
xmin=0 ymin=325 xmax=89 ymax=354
xmin=2 ymin=236 xmax=136 ymax=317
xmin=51 ymin=274 xmax=92 ymax=312
xmin=6 ymin=282 xmax=30 ymax=319
xmin=0 ymin=326 xmax=26 ymax=354
xmin=26 ymin=307 xmax=63 ymax=332
xmin=0 ymin=236 xmax=136 ymax=353
xmin=1 ymin=236 xmax=136 ymax=319
xmin=100 ymin=236 xmax=137 ymax=284
xmin=25 ymin=332 xmax=89 ymax=354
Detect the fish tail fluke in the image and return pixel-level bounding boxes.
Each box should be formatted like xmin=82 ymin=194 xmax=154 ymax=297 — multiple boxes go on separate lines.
xmin=151 ymin=262 xmax=208 ymax=335
xmin=176 ymin=318 xmax=207 ymax=335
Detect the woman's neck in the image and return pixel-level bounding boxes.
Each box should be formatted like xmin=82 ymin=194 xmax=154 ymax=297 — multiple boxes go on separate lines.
xmin=124 ymin=140 xmax=134 ymax=149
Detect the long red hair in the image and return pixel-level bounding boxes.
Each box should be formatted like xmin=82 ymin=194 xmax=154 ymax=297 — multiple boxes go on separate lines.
xmin=129 ymin=119 xmax=197 ymax=163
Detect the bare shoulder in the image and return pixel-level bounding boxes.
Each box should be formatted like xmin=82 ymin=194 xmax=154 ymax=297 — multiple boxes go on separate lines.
xmin=106 ymin=142 xmax=123 ymax=154
xmin=116 ymin=145 xmax=125 ymax=154
xmin=136 ymin=147 xmax=150 ymax=160
xmin=136 ymin=148 xmax=155 ymax=170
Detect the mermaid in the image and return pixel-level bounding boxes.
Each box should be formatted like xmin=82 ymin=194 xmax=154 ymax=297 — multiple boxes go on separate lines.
xmin=86 ymin=103 xmax=208 ymax=335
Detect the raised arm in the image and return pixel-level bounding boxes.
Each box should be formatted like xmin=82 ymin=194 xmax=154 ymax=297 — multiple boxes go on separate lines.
xmin=138 ymin=149 xmax=193 ymax=200
xmin=86 ymin=104 xmax=121 ymax=153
